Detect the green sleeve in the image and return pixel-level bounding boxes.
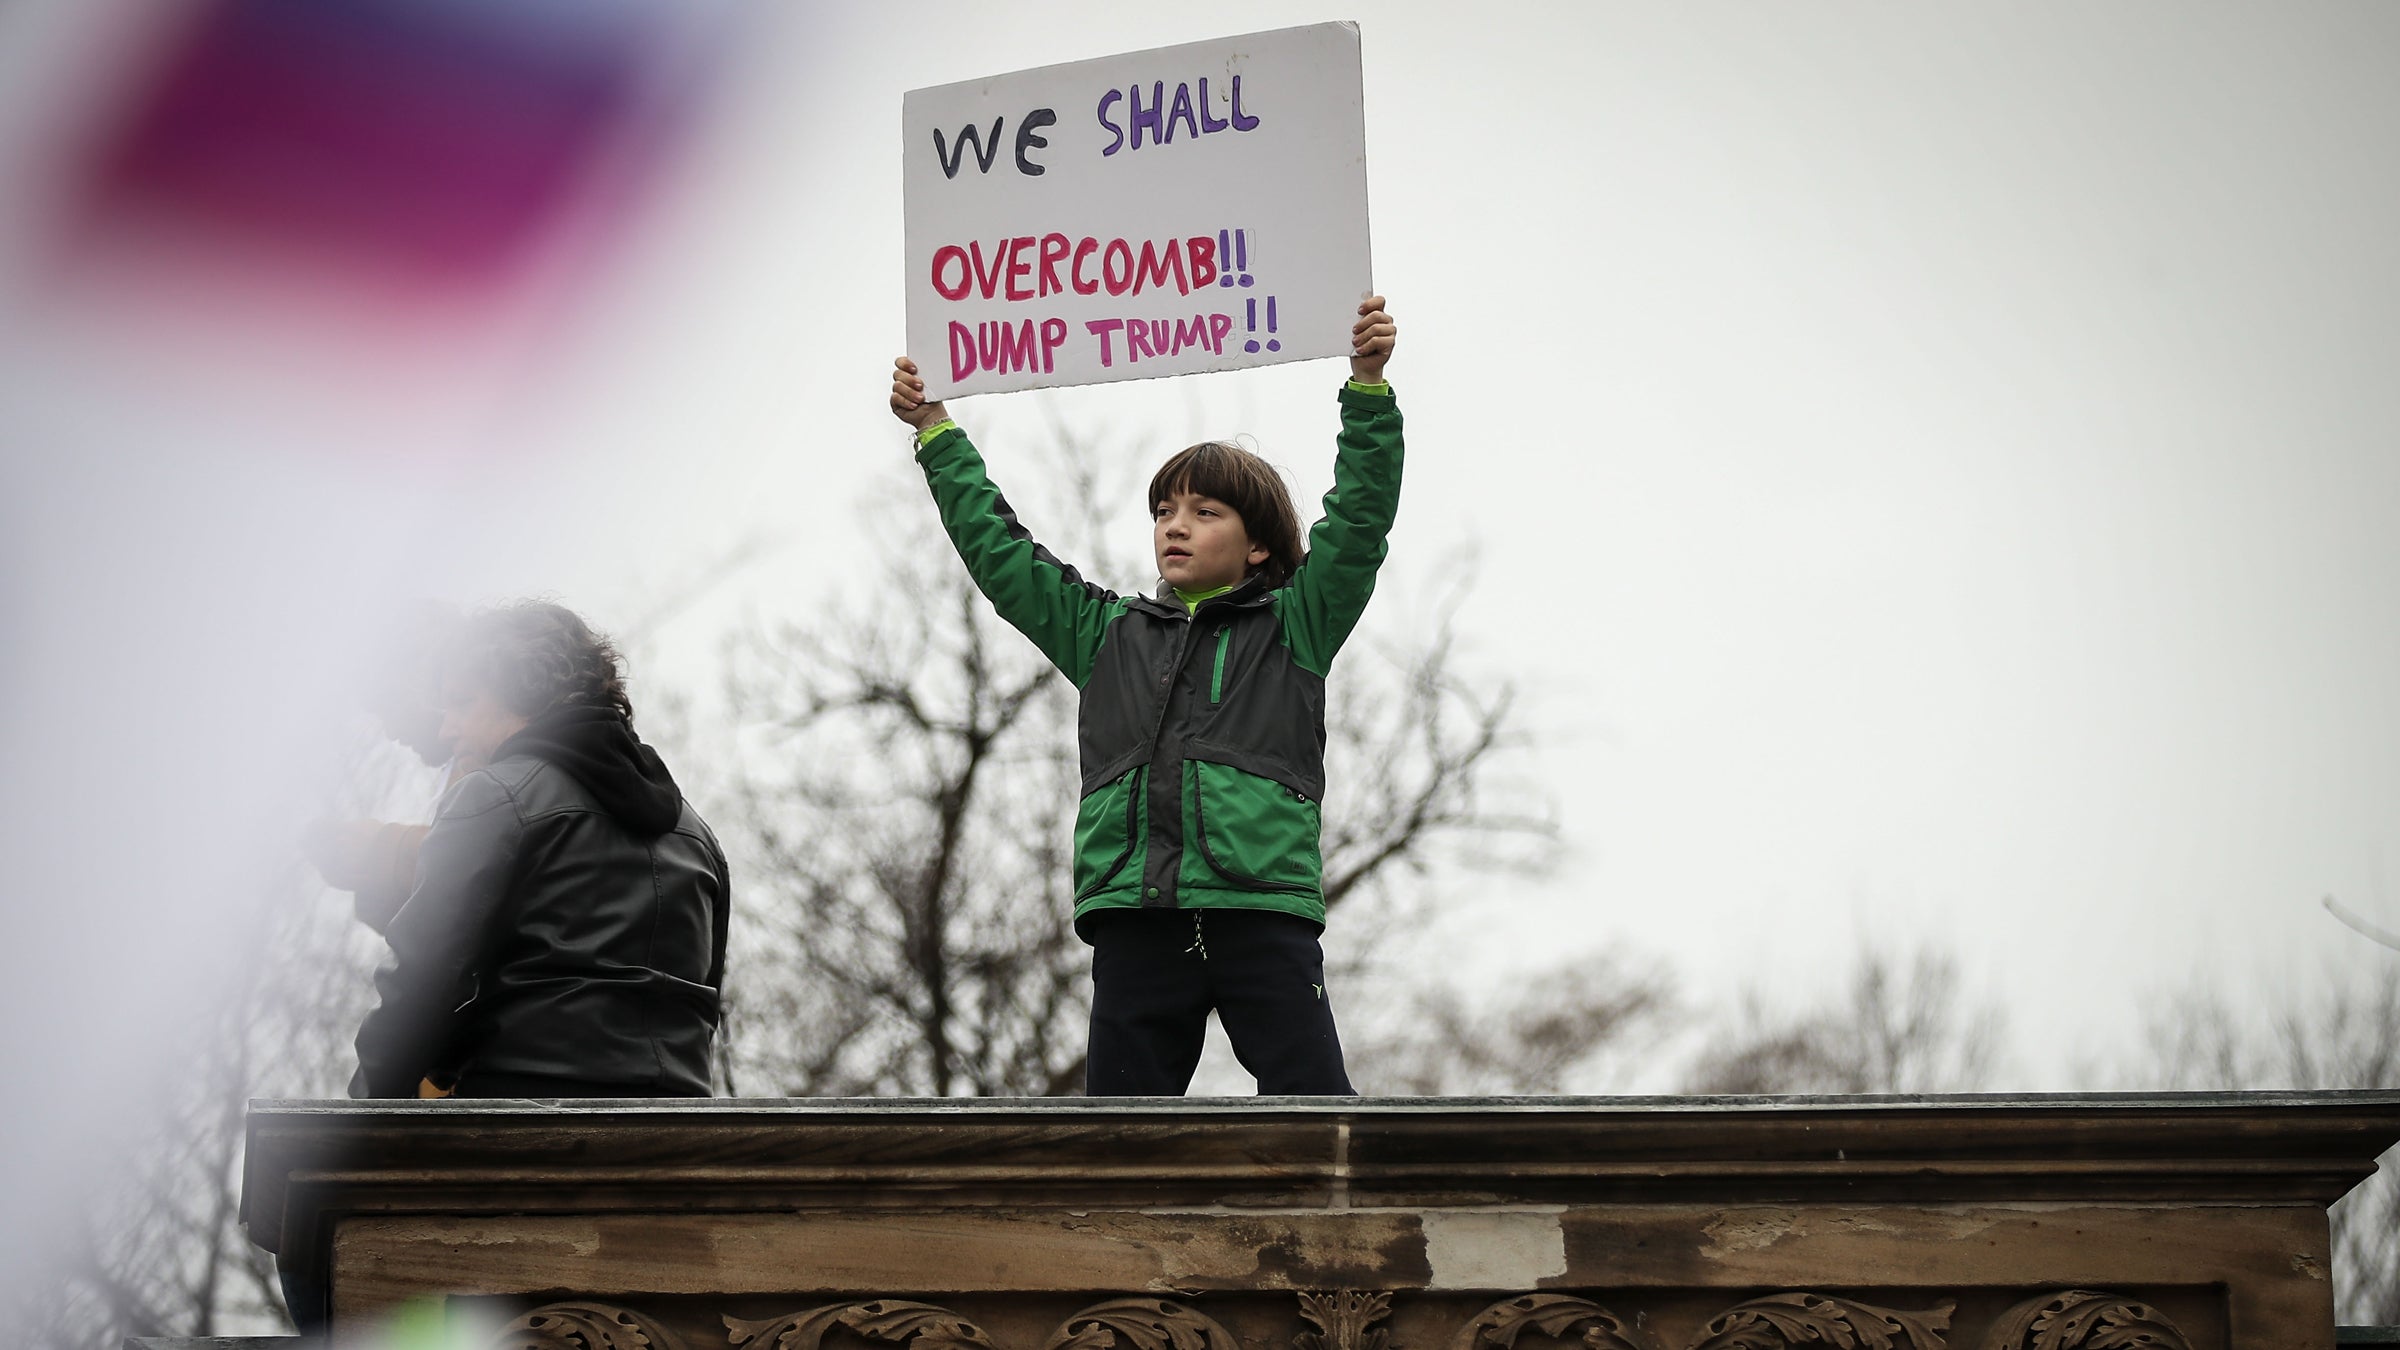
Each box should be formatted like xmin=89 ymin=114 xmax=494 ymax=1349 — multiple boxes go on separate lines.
xmin=1279 ymin=384 xmax=1405 ymax=676
xmin=916 ymin=426 xmax=1124 ymax=686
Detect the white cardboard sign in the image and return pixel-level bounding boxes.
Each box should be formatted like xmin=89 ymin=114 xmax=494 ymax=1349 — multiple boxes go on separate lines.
xmin=903 ymin=23 xmax=1372 ymax=399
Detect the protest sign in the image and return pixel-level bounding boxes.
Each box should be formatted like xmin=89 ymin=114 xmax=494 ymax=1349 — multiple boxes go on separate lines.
xmin=902 ymin=23 xmax=1372 ymax=399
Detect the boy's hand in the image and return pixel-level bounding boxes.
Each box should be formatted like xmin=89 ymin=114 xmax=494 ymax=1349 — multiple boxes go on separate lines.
xmin=1350 ymin=296 xmax=1397 ymax=384
xmin=890 ymin=357 xmax=949 ymax=433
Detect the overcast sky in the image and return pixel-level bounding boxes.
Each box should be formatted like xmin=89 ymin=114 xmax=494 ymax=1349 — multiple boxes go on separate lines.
xmin=4 ymin=0 xmax=2398 ymax=1269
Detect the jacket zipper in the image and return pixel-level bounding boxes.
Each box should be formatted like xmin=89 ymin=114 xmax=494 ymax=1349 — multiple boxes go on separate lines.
xmin=1146 ymin=613 xmax=1200 ymax=745
xmin=1210 ymin=626 xmax=1230 ymax=704
xmin=1136 ymin=615 xmax=1205 ymax=908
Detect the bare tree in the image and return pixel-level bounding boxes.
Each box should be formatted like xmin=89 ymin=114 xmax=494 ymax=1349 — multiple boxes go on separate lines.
xmin=1356 ymin=957 xmax=1672 ymax=1096
xmin=710 ymin=554 xmax=1090 ymax=1096
xmin=2133 ymin=963 xmax=2400 ymax=1325
xmin=7 ymin=742 xmax=423 ymax=1348
xmin=8 ymin=871 xmax=388 ymax=1347
xmin=2326 ymin=893 xmax=2400 ymax=955
xmin=688 ymin=425 xmax=1568 ymax=1097
xmin=1681 ymin=945 xmax=2002 ymax=1095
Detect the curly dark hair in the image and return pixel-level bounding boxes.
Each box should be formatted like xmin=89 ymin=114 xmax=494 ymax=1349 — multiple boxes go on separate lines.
xmin=449 ymin=600 xmax=634 ymax=722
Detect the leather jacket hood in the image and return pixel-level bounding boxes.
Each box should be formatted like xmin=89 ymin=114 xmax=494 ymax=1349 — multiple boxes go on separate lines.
xmin=493 ymin=703 xmax=684 ymax=837
xmin=350 ymin=728 xmax=730 ymax=1097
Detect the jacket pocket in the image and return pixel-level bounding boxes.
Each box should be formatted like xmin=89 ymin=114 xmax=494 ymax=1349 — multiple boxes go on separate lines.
xmin=1185 ymin=759 xmax=1321 ymax=893
xmin=1073 ymin=767 xmax=1144 ymax=900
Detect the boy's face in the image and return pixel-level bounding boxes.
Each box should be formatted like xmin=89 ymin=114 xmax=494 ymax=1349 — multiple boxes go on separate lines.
xmin=1155 ymin=489 xmax=1268 ymax=594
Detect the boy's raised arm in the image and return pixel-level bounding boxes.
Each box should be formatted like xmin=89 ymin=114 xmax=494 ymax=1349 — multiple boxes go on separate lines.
xmin=1280 ymin=298 xmax=1403 ymax=676
xmin=891 ymin=356 xmax=1123 ymax=687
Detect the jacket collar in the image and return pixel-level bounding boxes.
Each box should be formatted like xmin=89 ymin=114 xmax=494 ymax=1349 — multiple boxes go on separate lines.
xmin=1132 ymin=572 xmax=1275 ymax=619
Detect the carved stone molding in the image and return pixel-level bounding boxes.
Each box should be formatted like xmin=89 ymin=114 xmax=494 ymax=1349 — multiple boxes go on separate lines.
xmin=1687 ymin=1294 xmax=1954 ymax=1350
xmin=495 ymin=1301 xmax=691 ymax=1350
xmin=685 ymin=1287 xmax=2184 ymax=1350
xmin=726 ymin=1299 xmax=1239 ymax=1350
xmin=1452 ymin=1293 xmax=1655 ymax=1350
xmin=726 ymin=1301 xmax=1000 ymax=1350
xmin=1296 ymin=1291 xmax=1392 ymax=1350
xmin=1979 ymin=1291 xmax=2193 ymax=1350
xmin=1046 ymin=1297 xmax=1243 ymax=1350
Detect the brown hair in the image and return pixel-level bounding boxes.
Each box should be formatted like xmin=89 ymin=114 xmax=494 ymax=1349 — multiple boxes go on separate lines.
xmin=1147 ymin=441 xmax=1306 ymax=588
xmin=448 ymin=600 xmax=634 ymax=722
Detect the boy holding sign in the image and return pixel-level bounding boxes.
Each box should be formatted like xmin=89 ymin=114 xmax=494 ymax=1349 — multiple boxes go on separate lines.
xmin=889 ymin=297 xmax=1400 ymax=1095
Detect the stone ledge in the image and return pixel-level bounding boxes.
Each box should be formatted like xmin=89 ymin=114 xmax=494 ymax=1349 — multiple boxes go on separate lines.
xmin=238 ymin=1092 xmax=2400 ymax=1350
xmin=242 ymin=1091 xmax=2400 ymax=1250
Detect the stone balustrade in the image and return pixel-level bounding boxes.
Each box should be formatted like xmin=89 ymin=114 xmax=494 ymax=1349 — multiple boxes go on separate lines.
xmin=239 ymin=1092 xmax=2400 ymax=1350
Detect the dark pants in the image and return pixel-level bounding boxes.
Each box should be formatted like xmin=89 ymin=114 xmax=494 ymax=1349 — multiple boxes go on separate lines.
xmin=1085 ymin=908 xmax=1354 ymax=1096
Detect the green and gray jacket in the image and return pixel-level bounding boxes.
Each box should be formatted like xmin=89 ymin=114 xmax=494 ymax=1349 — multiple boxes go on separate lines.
xmin=915 ymin=383 xmax=1403 ymax=935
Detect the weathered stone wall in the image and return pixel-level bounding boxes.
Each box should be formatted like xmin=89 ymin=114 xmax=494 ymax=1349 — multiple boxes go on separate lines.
xmin=239 ymin=1094 xmax=2400 ymax=1350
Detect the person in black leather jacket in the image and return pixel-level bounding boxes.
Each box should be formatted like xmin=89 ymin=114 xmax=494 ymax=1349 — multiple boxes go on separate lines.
xmin=348 ymin=601 xmax=730 ymax=1099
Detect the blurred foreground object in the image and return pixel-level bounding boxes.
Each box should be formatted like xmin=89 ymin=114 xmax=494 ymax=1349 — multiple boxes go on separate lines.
xmin=27 ymin=0 xmax=736 ymax=401
xmin=305 ymin=601 xmax=467 ymax=932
